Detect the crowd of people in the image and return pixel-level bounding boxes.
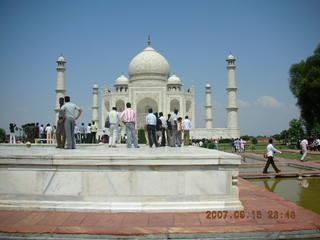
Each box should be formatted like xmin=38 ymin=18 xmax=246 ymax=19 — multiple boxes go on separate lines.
xmin=231 ymin=138 xmax=247 ymax=153
xmin=144 ymin=108 xmax=192 ymax=148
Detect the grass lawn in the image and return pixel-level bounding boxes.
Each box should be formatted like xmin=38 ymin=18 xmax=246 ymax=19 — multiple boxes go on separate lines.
xmin=218 ymin=143 xmax=291 ymax=151
xmin=254 ymin=151 xmax=320 ymax=161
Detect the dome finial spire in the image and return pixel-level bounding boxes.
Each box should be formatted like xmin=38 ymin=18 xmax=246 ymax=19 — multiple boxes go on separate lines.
xmin=147 ymin=35 xmax=151 ymax=46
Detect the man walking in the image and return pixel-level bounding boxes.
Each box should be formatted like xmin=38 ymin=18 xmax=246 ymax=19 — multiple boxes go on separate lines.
xmin=182 ymin=116 xmax=191 ymax=146
xmin=61 ymin=96 xmax=82 ymax=149
xmin=146 ymin=108 xmax=158 ymax=148
xmin=120 ymin=102 xmax=139 ymax=148
xmin=107 ymin=107 xmax=120 ymax=147
xmin=300 ymin=138 xmax=308 ymax=162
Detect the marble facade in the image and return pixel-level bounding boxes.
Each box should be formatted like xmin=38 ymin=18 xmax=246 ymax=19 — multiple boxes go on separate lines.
xmin=0 ymin=145 xmax=243 ymax=212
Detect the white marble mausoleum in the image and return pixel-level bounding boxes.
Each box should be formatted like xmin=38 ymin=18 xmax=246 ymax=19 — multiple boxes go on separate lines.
xmin=55 ymin=40 xmax=240 ymax=139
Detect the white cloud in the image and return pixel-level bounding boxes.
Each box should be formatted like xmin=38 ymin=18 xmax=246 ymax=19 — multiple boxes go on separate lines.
xmin=255 ymin=96 xmax=285 ymax=108
xmin=237 ymin=99 xmax=251 ymax=108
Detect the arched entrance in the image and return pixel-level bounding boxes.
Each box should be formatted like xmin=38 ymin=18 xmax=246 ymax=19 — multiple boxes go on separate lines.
xmin=115 ymin=99 xmax=125 ymax=112
xmin=170 ymin=99 xmax=180 ymax=112
xmin=136 ymin=98 xmax=158 ymax=129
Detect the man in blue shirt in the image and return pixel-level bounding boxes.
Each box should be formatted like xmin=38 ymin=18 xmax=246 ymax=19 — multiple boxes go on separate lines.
xmin=145 ymin=108 xmax=158 ymax=148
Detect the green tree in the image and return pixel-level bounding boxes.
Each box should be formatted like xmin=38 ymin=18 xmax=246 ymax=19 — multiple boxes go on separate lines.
xmin=289 ymin=44 xmax=320 ymax=133
xmin=287 ymin=118 xmax=305 ymax=139
xmin=0 ymin=128 xmax=5 ymax=143
xmin=251 ymin=137 xmax=258 ymax=145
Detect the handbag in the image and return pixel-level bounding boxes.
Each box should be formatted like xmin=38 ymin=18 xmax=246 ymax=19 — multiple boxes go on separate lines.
xmin=105 ymin=120 xmax=110 ymax=128
xmin=263 ymin=153 xmax=268 ymax=159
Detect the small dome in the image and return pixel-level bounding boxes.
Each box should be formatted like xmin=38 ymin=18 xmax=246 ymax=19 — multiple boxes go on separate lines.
xmin=115 ymin=74 xmax=129 ymax=85
xmin=205 ymin=83 xmax=211 ymax=88
xmin=93 ymin=84 xmax=99 ymax=88
xmin=167 ymin=74 xmax=182 ymax=85
xmin=227 ymin=54 xmax=235 ymax=61
xmin=128 ymin=46 xmax=170 ymax=78
xmin=57 ymin=55 xmax=66 ymax=62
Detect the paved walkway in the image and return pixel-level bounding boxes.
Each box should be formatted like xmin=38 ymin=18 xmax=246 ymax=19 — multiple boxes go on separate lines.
xmin=240 ymin=152 xmax=320 ymax=178
xmin=0 ymin=178 xmax=319 ymax=239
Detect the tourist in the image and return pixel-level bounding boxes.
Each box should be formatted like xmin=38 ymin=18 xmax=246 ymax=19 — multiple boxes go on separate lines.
xmin=52 ymin=125 xmax=56 ymax=144
xmin=56 ymin=97 xmax=66 ymax=148
xmin=159 ymin=112 xmax=167 ymax=146
xmin=176 ymin=117 xmax=183 ymax=147
xmin=61 ymin=96 xmax=82 ymax=149
xmin=166 ymin=114 xmax=172 ymax=146
xmin=86 ymin=123 xmax=91 ymax=143
xmin=74 ymin=123 xmax=79 ymax=143
xmin=45 ymin=124 xmax=53 ymax=144
xmin=316 ymin=138 xmax=320 ymax=151
xmin=182 ymin=116 xmax=191 ymax=146
xmin=214 ymin=139 xmax=219 ymax=150
xmin=9 ymin=123 xmax=16 ymax=144
xmin=234 ymin=138 xmax=240 ymax=153
xmin=120 ymin=102 xmax=139 ymax=148
xmin=91 ymin=121 xmax=98 ymax=143
xmin=262 ymin=138 xmax=282 ymax=174
xmin=78 ymin=123 xmax=86 ymax=143
xmin=39 ymin=124 xmax=45 ymax=143
xmin=145 ymin=108 xmax=158 ymax=148
xmin=154 ymin=112 xmax=162 ymax=145
xmin=169 ymin=109 xmax=179 ymax=147
xmin=231 ymin=138 xmax=235 ymax=152
xmin=240 ymin=138 xmax=246 ymax=152
xmin=300 ymin=138 xmax=308 ymax=162
xmin=107 ymin=107 xmax=120 ymax=148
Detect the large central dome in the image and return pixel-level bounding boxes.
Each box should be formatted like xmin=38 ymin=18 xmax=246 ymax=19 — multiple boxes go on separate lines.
xmin=128 ymin=46 xmax=170 ymax=81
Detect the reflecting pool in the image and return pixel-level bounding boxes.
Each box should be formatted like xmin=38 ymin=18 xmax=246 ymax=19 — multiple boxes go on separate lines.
xmin=250 ymin=177 xmax=320 ymax=214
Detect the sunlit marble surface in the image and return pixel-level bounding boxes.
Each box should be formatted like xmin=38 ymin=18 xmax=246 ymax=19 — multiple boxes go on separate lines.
xmin=0 ymin=145 xmax=242 ymax=212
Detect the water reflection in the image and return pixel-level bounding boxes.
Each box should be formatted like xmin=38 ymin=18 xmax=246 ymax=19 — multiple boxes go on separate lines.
xmin=250 ymin=177 xmax=320 ymax=215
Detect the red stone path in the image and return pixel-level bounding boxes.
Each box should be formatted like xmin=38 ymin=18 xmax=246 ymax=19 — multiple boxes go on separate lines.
xmin=0 ymin=178 xmax=319 ymax=237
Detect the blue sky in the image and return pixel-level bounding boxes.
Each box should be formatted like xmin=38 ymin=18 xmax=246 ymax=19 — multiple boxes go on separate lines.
xmin=0 ymin=0 xmax=319 ymax=136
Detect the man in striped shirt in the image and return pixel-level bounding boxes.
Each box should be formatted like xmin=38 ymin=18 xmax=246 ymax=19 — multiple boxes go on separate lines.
xmin=120 ymin=102 xmax=139 ymax=148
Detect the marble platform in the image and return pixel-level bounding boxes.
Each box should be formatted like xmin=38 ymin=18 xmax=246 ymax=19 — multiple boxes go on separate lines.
xmin=0 ymin=145 xmax=242 ymax=212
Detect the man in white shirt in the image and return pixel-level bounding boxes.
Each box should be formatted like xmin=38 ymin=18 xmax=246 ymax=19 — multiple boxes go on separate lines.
xmin=91 ymin=121 xmax=98 ymax=144
xmin=146 ymin=108 xmax=158 ymax=148
xmin=45 ymin=124 xmax=53 ymax=144
xmin=300 ymin=138 xmax=308 ymax=161
xmin=159 ymin=112 xmax=167 ymax=146
xmin=316 ymin=138 xmax=320 ymax=151
xmin=169 ymin=109 xmax=178 ymax=147
xmin=86 ymin=123 xmax=91 ymax=143
xmin=182 ymin=116 xmax=191 ymax=146
xmin=61 ymin=96 xmax=82 ymax=149
xmin=107 ymin=107 xmax=120 ymax=147
xmin=263 ymin=139 xmax=282 ymax=173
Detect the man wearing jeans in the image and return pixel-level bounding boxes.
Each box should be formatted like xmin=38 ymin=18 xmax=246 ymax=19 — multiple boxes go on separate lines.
xmin=61 ymin=96 xmax=82 ymax=149
xmin=120 ymin=102 xmax=139 ymax=148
